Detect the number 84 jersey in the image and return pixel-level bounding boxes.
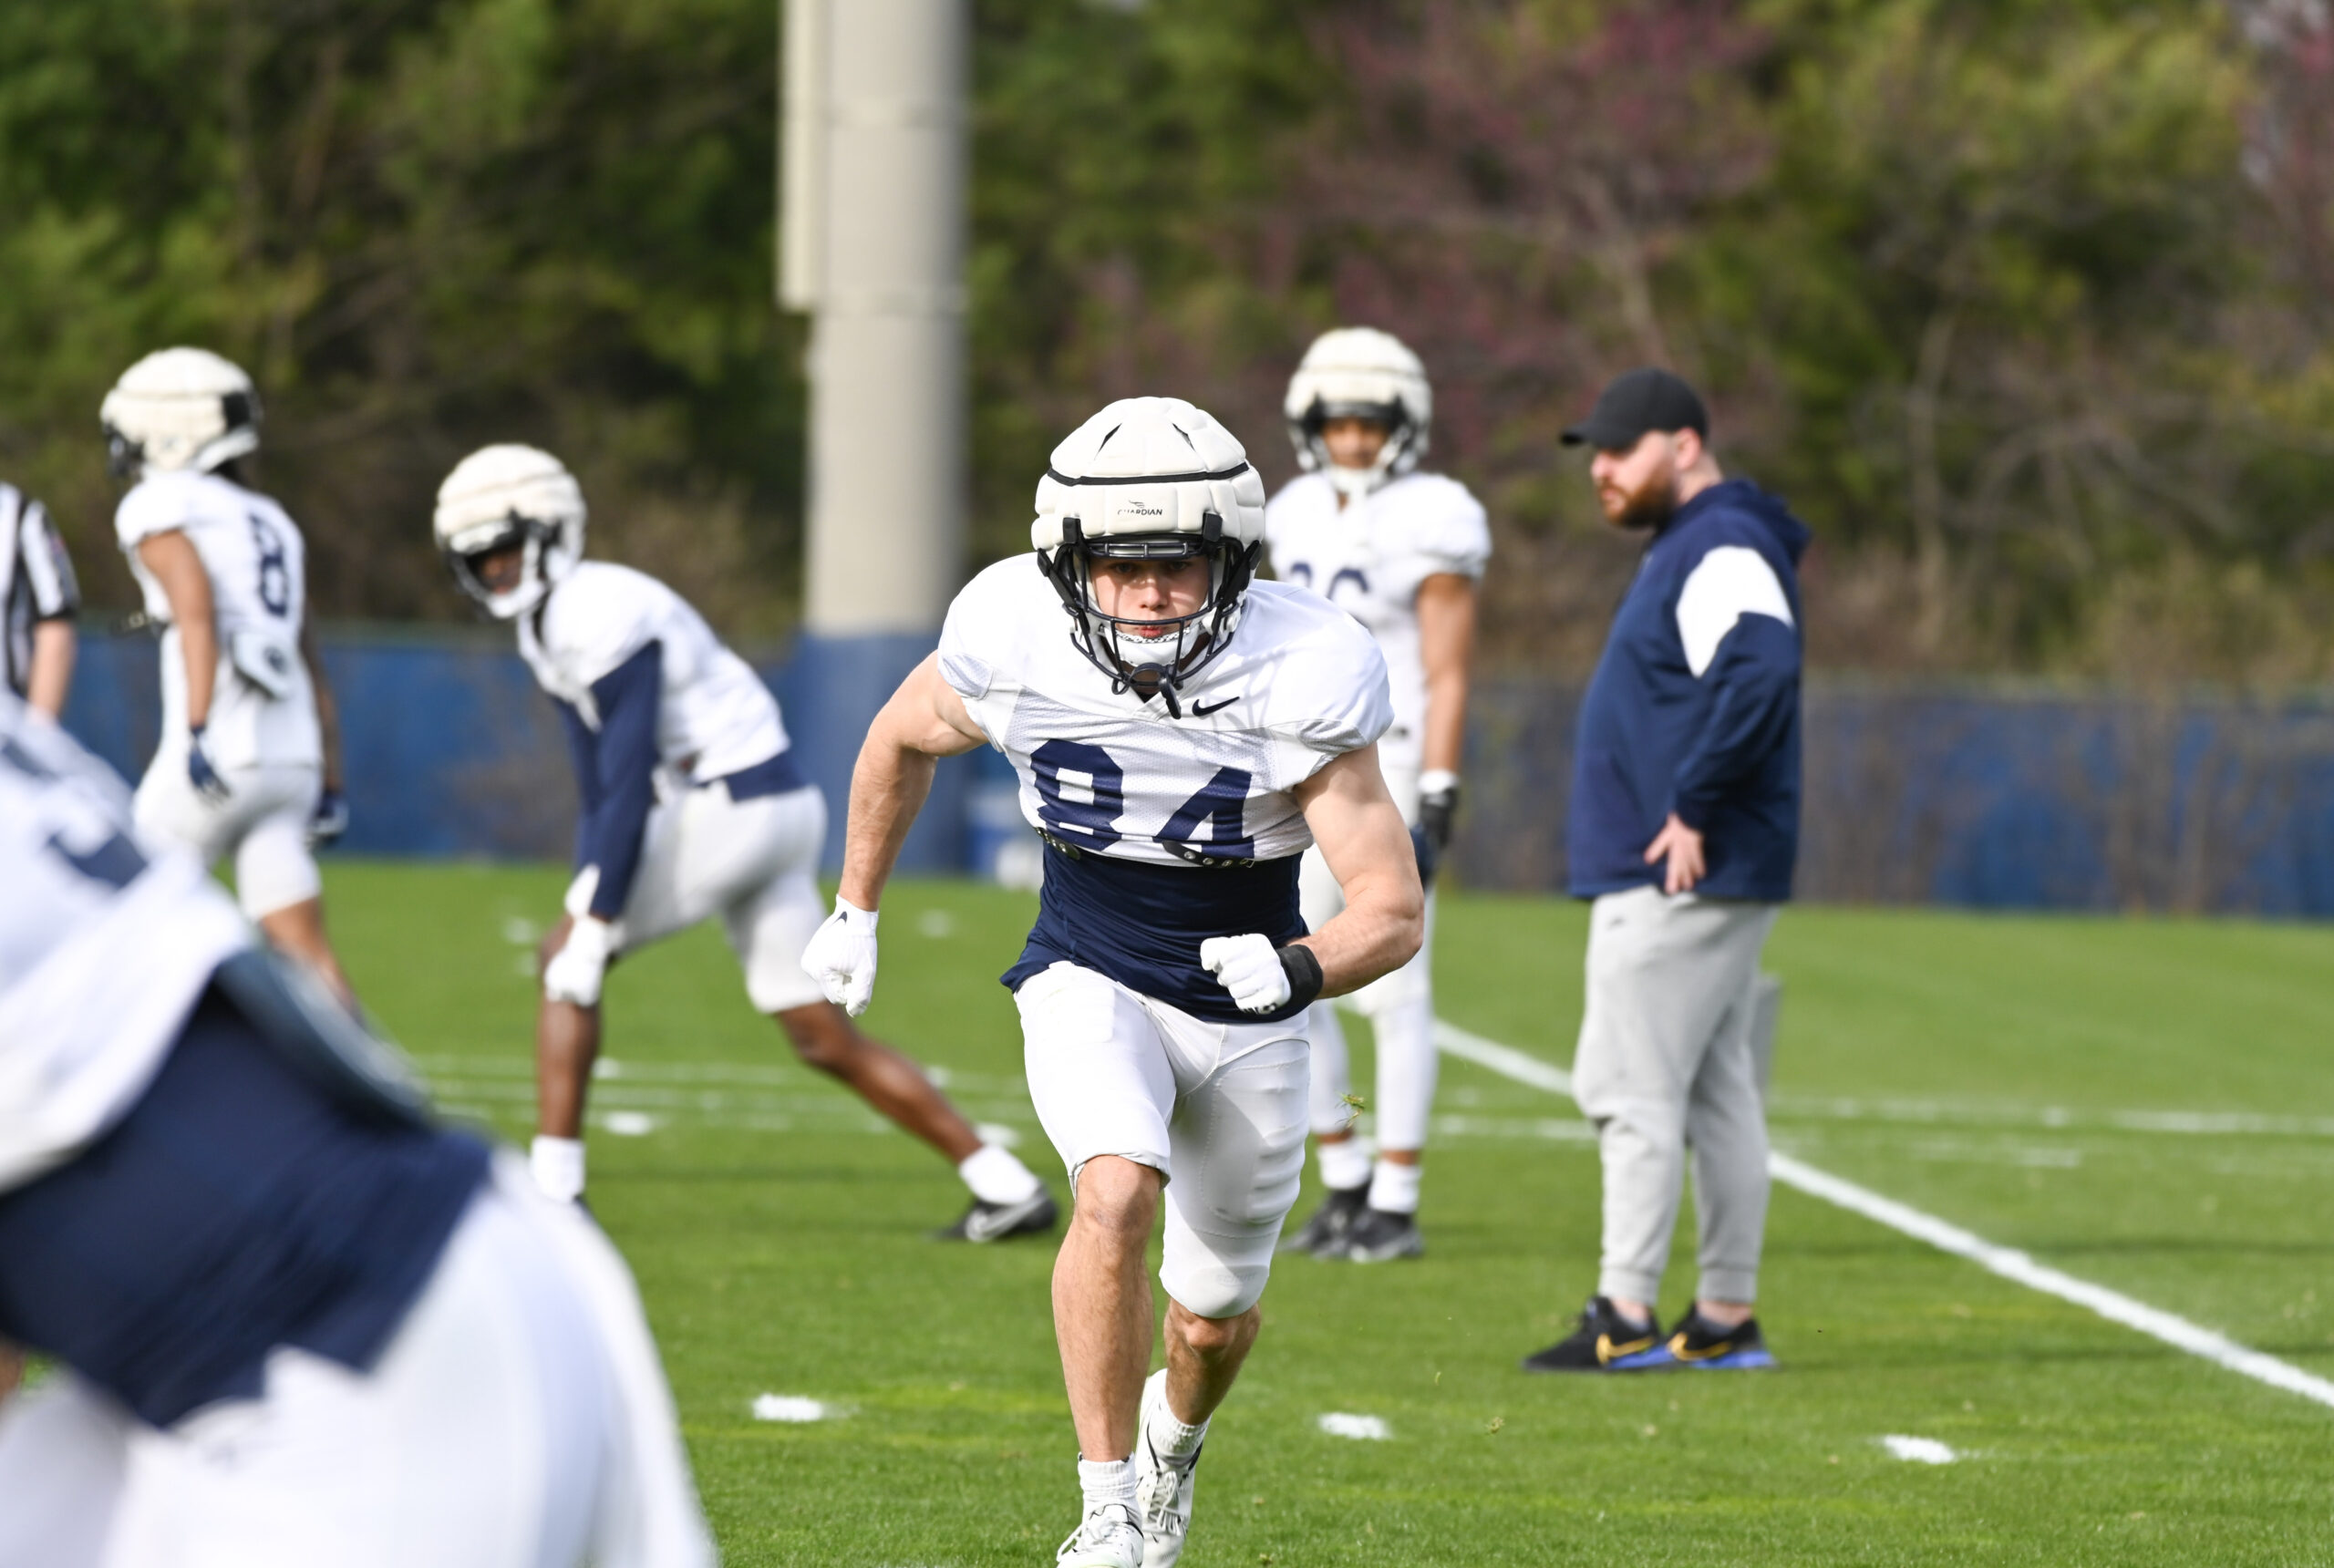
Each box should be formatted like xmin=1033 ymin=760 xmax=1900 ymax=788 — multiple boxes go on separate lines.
xmin=938 ymin=559 xmax=1394 ymax=868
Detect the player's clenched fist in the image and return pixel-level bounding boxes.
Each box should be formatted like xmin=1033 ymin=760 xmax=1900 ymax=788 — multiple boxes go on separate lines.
xmin=803 ymin=897 xmax=881 ymax=1016
xmin=1200 ymin=933 xmax=1324 ymax=1016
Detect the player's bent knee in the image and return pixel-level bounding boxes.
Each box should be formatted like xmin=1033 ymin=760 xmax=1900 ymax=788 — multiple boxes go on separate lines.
xmin=1160 ymin=1255 xmax=1270 ymax=1321
xmin=1166 ymin=1302 xmax=1255 ymax=1356
xmin=1070 ymin=1155 xmax=1161 ymax=1232
xmin=776 ymin=1002 xmax=857 ymax=1068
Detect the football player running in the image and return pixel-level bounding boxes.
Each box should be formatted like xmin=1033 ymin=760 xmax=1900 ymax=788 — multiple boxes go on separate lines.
xmin=804 ymin=398 xmax=1423 ymax=1568
xmin=103 ymin=349 xmax=354 ymax=998
xmin=433 ymin=445 xmax=1055 ymax=1232
xmin=0 ymin=693 xmax=713 ymax=1568
xmin=1267 ymin=328 xmax=1490 ymax=1263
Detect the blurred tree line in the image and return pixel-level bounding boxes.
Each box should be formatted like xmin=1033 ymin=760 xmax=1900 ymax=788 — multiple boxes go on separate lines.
xmin=5 ymin=0 xmax=2334 ymax=679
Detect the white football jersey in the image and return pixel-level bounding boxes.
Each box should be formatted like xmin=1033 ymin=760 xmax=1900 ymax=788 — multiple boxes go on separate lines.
xmin=1264 ymin=470 xmax=1490 ymax=779
xmin=116 ymin=469 xmax=320 ymax=769
xmin=519 ymin=562 xmax=788 ymax=784
xmin=938 ymin=559 xmax=1393 ymax=868
xmin=0 ymin=696 xmax=253 ymax=1194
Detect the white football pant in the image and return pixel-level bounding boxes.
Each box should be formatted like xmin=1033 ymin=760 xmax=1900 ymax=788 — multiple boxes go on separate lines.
xmin=1017 ymin=961 xmax=1310 ymax=1318
xmin=569 ymin=779 xmax=829 ymax=1014
xmin=1297 ymin=763 xmax=1439 ymax=1151
xmin=134 ymin=754 xmax=321 ymax=921
xmin=0 ymin=1157 xmax=714 ymax=1568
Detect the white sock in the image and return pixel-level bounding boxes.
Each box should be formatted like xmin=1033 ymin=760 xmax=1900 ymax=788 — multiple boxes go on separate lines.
xmin=1148 ymin=1377 xmax=1210 ymax=1459
xmin=1078 ymin=1456 xmax=1136 ymax=1516
xmin=1317 ymin=1137 xmax=1372 ymax=1192
xmin=1368 ymin=1159 xmax=1421 ymax=1215
xmin=531 ymin=1135 xmax=586 ymax=1202
xmin=958 ymin=1143 xmax=1043 ymax=1204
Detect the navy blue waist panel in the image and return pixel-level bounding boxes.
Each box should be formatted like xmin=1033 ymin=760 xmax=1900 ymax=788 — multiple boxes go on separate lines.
xmin=0 ymin=985 xmax=491 ymax=1429
xmin=712 ymin=747 xmax=808 ymax=801
xmin=1003 ymin=841 xmax=1307 ymax=1025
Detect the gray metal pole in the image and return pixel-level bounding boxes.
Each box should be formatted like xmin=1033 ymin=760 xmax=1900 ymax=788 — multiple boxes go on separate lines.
xmin=780 ymin=0 xmax=970 ymax=867
xmin=788 ymin=0 xmax=967 ymax=634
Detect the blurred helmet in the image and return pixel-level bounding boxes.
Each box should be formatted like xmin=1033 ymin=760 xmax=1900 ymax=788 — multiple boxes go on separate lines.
xmin=1282 ymin=326 xmax=1432 ymax=500
xmin=101 ymin=348 xmax=262 ymax=480
xmin=433 ymin=444 xmax=587 ymax=620
xmin=1032 ymin=397 xmax=1267 ymax=715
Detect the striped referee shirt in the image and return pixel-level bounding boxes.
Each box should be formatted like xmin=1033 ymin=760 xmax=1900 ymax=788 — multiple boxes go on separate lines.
xmin=2 ymin=483 xmax=79 ymax=698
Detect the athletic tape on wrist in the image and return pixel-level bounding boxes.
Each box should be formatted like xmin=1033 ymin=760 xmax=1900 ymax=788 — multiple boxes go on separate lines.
xmin=1276 ymin=943 xmax=1325 ymax=1011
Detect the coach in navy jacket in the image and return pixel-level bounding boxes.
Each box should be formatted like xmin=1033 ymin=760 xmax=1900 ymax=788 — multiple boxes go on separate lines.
xmin=1523 ymin=367 xmax=1806 ymax=1377
xmin=1567 ymin=475 xmax=1808 ymax=902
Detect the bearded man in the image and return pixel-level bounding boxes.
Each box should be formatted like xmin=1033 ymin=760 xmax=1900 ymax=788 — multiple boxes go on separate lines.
xmin=1523 ymin=367 xmax=1810 ymax=1375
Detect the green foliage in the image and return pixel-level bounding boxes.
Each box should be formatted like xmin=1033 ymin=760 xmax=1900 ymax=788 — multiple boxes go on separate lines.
xmin=0 ymin=0 xmax=799 ymax=631
xmin=5 ymin=0 xmax=2333 ymax=676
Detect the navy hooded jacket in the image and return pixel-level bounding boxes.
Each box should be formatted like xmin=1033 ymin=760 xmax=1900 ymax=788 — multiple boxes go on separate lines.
xmin=1566 ymin=479 xmax=1811 ymax=903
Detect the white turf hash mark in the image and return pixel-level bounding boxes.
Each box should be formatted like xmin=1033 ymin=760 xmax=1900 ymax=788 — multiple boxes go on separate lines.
xmin=1431 ymin=1020 xmax=2334 ymax=1415
xmin=1317 ymin=1412 xmax=1392 ymax=1440
xmin=752 ymin=1394 xmax=835 ymax=1423
xmin=602 ymin=1111 xmax=656 ymax=1137
xmin=1881 ymin=1435 xmax=1957 ymax=1465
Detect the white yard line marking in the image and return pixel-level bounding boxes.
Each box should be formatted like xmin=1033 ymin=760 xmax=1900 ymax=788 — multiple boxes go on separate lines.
xmin=752 ymin=1393 xmax=840 ymax=1422
xmin=1317 ymin=1412 xmax=1392 ymax=1440
xmin=1880 ymin=1435 xmax=1957 ymax=1464
xmin=1433 ymin=1019 xmax=2334 ymax=1414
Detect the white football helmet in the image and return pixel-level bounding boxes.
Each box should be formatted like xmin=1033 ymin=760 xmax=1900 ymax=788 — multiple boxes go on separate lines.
xmin=1033 ymin=397 xmax=1267 ymax=716
xmin=101 ymin=348 xmax=262 ymax=480
xmin=1283 ymin=326 xmax=1432 ymax=500
xmin=433 ymin=445 xmax=587 ymax=620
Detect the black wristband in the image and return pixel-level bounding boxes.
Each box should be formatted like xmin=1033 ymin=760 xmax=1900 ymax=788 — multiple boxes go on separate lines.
xmin=1275 ymin=943 xmax=1325 ymax=1011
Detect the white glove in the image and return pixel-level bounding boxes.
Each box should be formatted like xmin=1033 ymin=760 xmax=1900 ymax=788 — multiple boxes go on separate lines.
xmin=544 ymin=915 xmax=614 ymax=1007
xmin=803 ymin=897 xmax=881 ymax=1016
xmin=1200 ymin=933 xmax=1292 ymax=1015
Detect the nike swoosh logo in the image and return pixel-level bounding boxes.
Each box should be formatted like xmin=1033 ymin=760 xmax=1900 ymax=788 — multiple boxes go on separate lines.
xmin=1190 ymin=697 xmax=1236 ymax=717
xmin=964 ymin=1202 xmax=1035 ymax=1242
xmin=1597 ymin=1332 xmax=1658 ymax=1365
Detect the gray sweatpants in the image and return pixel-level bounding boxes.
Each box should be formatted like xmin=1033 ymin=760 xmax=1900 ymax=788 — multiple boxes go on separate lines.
xmin=1571 ymin=885 xmax=1782 ymax=1306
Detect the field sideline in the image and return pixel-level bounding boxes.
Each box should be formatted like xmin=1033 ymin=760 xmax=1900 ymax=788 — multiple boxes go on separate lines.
xmin=326 ymin=863 xmax=2334 ymax=1566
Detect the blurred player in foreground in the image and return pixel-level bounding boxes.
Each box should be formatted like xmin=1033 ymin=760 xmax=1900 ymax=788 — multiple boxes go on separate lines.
xmin=433 ymin=445 xmax=1054 ymax=1233
xmin=101 ymin=348 xmax=353 ymax=998
xmin=1523 ymin=367 xmax=1805 ymax=1373
xmin=804 ymin=398 xmax=1422 ymax=1568
xmin=2 ymin=479 xmax=80 ymax=715
xmin=1267 ymin=327 xmax=1489 ymax=1263
xmin=0 ymin=695 xmax=712 ymax=1568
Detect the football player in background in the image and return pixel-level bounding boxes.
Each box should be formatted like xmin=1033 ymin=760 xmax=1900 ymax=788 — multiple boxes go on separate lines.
xmin=0 ymin=693 xmax=713 ymax=1568
xmin=2 ymin=479 xmax=80 ymax=716
xmin=101 ymin=349 xmax=353 ymax=998
xmin=806 ymin=398 xmax=1423 ymax=1568
xmin=432 ymin=445 xmax=1055 ymax=1233
xmin=1267 ymin=328 xmax=1490 ymax=1263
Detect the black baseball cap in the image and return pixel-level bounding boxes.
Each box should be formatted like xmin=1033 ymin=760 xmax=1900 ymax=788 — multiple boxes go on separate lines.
xmin=1561 ymin=366 xmax=1709 ymax=449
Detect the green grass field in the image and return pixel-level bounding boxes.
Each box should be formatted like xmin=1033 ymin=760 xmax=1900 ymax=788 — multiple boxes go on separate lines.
xmin=328 ymin=863 xmax=2334 ymax=1566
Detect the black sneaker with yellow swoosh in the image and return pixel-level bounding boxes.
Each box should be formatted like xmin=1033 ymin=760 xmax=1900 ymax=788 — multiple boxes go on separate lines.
xmin=1519 ymin=1296 xmax=1670 ymax=1373
xmin=1664 ymin=1309 xmax=1777 ymax=1369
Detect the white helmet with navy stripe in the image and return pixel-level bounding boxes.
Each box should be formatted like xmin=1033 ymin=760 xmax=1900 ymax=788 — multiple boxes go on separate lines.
xmin=1032 ymin=397 xmax=1266 ymax=716
xmin=433 ymin=444 xmax=587 ymax=620
xmin=100 ymin=348 xmax=262 ymax=480
xmin=1283 ymin=326 xmax=1432 ymax=500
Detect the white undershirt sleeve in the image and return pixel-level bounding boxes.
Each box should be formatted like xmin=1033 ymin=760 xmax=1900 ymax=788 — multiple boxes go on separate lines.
xmin=1675 ymin=545 xmax=1793 ymax=678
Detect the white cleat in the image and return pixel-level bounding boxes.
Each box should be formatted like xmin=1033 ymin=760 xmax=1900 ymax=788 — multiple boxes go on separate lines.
xmin=1056 ymin=1500 xmax=1143 ymax=1568
xmin=1134 ymin=1370 xmax=1203 ymax=1568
